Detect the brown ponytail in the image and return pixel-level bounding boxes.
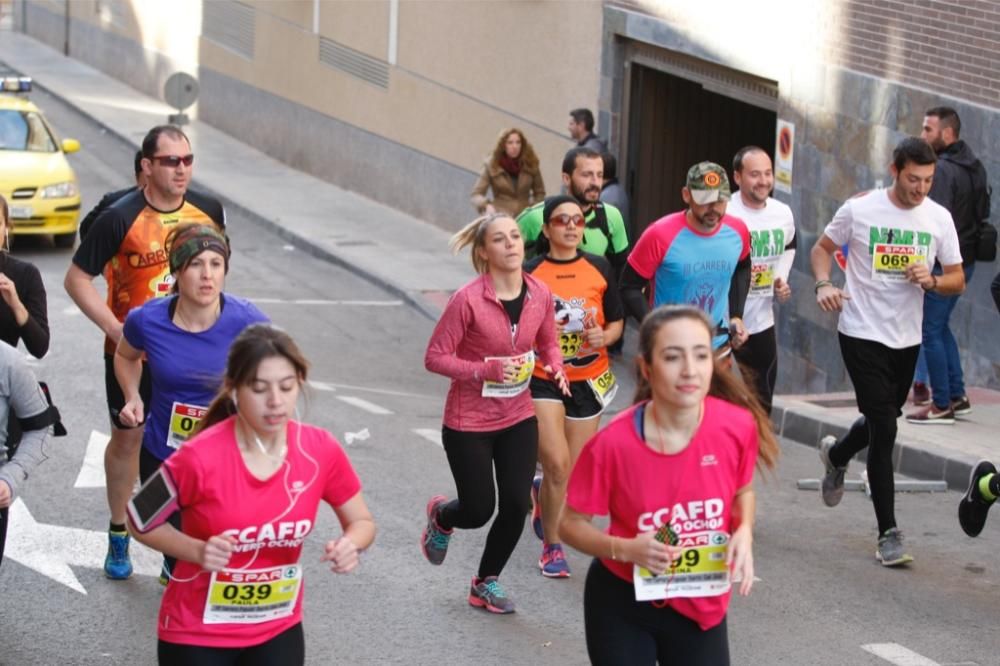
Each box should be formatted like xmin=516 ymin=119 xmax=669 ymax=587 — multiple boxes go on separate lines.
xmin=633 ymin=305 xmax=779 ymax=471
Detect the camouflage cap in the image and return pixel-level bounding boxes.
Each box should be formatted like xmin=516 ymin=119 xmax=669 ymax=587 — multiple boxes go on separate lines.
xmin=685 ymin=161 xmax=731 ymax=204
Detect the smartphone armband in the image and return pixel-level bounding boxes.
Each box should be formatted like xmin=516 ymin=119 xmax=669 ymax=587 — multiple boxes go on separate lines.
xmin=127 ymin=468 xmax=179 ymax=533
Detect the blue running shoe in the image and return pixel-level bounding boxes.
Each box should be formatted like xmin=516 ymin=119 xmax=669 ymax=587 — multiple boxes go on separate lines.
xmin=530 ymin=475 xmax=543 ymax=541
xmin=468 ymin=576 xmax=515 ymax=614
xmin=420 ymin=495 xmax=453 ymax=565
xmin=539 ymin=543 xmax=571 ymax=578
xmin=104 ymin=530 xmax=133 ymax=580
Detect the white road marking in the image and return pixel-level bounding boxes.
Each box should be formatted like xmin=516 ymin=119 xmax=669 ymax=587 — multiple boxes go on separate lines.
xmin=335 ymin=395 xmax=393 ymax=415
xmin=61 ymin=305 xmax=81 ymax=316
xmin=249 ymin=297 xmax=403 ymax=306
xmin=309 ymin=380 xmax=431 ymax=399
xmin=861 ymin=643 xmax=941 ymax=666
xmin=413 ymin=428 xmax=442 ymax=447
xmin=74 ymin=430 xmax=110 ymax=488
xmin=308 ymin=380 xmax=336 ymax=392
xmin=6 ymin=499 xmax=162 ymax=594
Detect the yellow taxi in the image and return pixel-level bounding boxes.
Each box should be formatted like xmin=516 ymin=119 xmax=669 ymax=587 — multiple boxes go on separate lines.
xmin=0 ymin=76 xmax=81 ymax=248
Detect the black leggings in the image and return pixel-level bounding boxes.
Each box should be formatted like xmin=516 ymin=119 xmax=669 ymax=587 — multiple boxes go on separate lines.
xmin=829 ymin=333 xmax=918 ymax=535
xmin=439 ymin=417 xmax=538 ymax=579
xmin=0 ymin=506 xmax=7 ymax=568
xmin=140 ymin=446 xmax=180 ymax=573
xmin=157 ymin=622 xmax=304 ymax=665
xmin=584 ymin=559 xmax=730 ymax=666
xmin=734 ymin=325 xmax=777 ymax=414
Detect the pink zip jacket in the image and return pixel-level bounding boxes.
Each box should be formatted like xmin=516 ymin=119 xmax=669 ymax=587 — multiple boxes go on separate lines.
xmin=425 ymin=273 xmax=562 ymax=431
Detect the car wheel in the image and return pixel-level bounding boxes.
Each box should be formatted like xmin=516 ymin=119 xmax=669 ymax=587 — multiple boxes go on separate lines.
xmin=54 ymin=232 xmax=76 ymax=249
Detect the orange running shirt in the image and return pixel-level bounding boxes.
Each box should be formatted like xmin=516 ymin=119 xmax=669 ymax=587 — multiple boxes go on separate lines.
xmin=524 ymin=252 xmax=624 ymax=383
xmin=72 ymin=189 xmax=225 ymax=354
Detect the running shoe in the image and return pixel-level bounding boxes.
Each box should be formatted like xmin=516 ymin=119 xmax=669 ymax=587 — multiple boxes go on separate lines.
xmin=911 ymin=382 xmax=931 ymax=406
xmin=538 ymin=543 xmax=571 ymax=578
xmin=905 ymin=403 xmax=955 ymax=425
xmin=951 ymin=395 xmax=973 ymax=416
xmin=468 ymin=576 xmax=515 ymax=614
xmin=958 ymin=460 xmax=997 ymax=537
xmin=420 ymin=495 xmax=453 ymax=566
xmin=104 ymin=530 xmax=133 ymax=580
xmin=875 ymin=528 xmax=913 ymax=566
xmin=530 ymin=475 xmax=543 ymax=541
xmin=819 ymin=435 xmax=846 ymax=507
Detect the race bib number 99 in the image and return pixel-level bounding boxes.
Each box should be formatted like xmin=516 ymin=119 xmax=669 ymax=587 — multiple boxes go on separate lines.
xmin=204 ymin=565 xmax=302 ymax=624
xmin=482 ymin=352 xmax=535 ymax=398
xmin=633 ymin=530 xmax=730 ymax=601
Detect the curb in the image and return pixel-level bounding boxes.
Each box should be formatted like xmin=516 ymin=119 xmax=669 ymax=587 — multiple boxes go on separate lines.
xmin=11 ymin=63 xmax=441 ymax=323
xmin=771 ymin=399 xmax=977 ymax=492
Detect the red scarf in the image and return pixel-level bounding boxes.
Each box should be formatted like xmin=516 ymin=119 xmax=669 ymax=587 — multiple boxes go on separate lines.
xmin=498 ymin=154 xmax=522 ymax=177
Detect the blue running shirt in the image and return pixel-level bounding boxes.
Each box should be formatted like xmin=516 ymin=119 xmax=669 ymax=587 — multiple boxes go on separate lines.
xmin=122 ymin=294 xmax=270 ymax=461
xmin=628 ymin=212 xmax=750 ymax=348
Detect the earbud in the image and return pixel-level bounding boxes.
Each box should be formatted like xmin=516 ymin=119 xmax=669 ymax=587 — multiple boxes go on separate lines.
xmin=231 ymin=390 xmax=238 ymax=410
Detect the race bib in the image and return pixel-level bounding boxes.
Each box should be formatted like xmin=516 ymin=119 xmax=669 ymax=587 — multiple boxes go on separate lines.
xmin=872 ymin=244 xmax=927 ymax=282
xmin=149 ymin=268 xmax=174 ymax=298
xmin=204 ymin=564 xmax=302 ymax=624
xmin=633 ymin=530 xmax=730 ymax=601
xmin=587 ymin=369 xmax=618 ymax=408
xmin=482 ymin=352 xmax=535 ymax=398
xmin=166 ymin=402 xmax=207 ymax=450
xmin=749 ymin=259 xmax=777 ymax=297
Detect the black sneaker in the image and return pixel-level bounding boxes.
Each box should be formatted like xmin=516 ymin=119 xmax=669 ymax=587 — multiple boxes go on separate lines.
xmin=958 ymin=460 xmax=997 ymax=537
xmin=819 ymin=436 xmax=846 ymax=507
xmin=951 ymin=395 xmax=973 ymax=416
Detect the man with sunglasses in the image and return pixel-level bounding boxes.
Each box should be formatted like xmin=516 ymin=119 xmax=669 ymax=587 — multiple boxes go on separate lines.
xmin=64 ymin=125 xmax=225 ymax=581
xmin=620 ymin=162 xmax=752 ymax=358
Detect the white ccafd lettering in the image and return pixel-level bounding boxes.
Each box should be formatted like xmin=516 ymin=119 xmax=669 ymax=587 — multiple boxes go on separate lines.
xmin=223 ymin=520 xmax=313 ymax=544
xmin=636 ymin=499 xmax=726 ymax=531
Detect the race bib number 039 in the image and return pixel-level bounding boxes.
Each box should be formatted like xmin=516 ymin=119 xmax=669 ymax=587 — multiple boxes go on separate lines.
xmin=633 ymin=530 xmax=730 ymax=601
xmin=204 ymin=565 xmax=302 ymax=624
xmin=166 ymin=402 xmax=207 ymax=450
xmin=482 ymin=352 xmax=535 ymax=398
xmin=872 ymin=244 xmax=927 ymax=282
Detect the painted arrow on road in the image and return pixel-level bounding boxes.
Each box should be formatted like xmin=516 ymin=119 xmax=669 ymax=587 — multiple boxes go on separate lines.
xmin=6 ymin=498 xmax=162 ymax=594
xmin=74 ymin=429 xmax=110 ymax=488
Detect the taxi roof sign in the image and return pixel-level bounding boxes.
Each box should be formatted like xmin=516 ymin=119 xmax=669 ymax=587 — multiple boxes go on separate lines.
xmin=1 ymin=77 xmax=32 ymax=93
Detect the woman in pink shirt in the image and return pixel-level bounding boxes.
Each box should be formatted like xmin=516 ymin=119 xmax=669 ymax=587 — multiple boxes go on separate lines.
xmin=127 ymin=325 xmax=375 ymax=664
xmin=422 ymin=212 xmax=567 ymax=614
xmin=560 ymin=306 xmax=778 ymax=665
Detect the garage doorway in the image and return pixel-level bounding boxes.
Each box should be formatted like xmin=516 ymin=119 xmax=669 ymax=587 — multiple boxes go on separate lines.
xmin=625 ymin=60 xmax=778 ymax=238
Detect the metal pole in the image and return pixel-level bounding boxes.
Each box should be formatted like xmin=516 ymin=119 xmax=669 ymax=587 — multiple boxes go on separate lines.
xmin=63 ymin=0 xmax=69 ymax=55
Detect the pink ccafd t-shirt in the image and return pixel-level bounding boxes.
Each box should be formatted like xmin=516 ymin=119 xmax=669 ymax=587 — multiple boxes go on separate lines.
xmin=566 ymin=396 xmax=758 ymax=630
xmin=157 ymin=417 xmax=362 ymax=648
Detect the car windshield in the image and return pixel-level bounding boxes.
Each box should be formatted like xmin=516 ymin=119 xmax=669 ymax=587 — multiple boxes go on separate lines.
xmin=0 ymin=109 xmax=57 ymax=152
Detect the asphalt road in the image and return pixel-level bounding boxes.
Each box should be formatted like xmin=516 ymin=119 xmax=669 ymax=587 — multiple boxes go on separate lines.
xmin=0 ymin=88 xmax=998 ymax=666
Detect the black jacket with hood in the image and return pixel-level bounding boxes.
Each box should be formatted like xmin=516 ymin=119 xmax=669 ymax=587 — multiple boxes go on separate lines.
xmin=928 ymin=140 xmax=990 ymax=265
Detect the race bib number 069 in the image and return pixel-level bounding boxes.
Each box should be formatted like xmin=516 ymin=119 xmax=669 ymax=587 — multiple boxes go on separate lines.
xmin=872 ymin=244 xmax=927 ymax=282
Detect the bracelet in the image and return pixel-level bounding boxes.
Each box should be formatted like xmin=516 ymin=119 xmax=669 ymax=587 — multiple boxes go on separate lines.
xmin=814 ymin=280 xmax=833 ymax=294
xmin=610 ymin=536 xmax=618 ymax=561
xmin=923 ymin=275 xmax=938 ymax=292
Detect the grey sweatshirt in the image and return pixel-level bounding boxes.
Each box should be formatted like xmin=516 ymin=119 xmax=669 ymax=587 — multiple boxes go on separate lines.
xmin=0 ymin=342 xmax=51 ymax=500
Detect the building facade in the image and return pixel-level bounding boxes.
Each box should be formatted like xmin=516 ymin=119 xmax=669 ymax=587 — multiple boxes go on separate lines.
xmin=15 ymin=0 xmax=1000 ymax=392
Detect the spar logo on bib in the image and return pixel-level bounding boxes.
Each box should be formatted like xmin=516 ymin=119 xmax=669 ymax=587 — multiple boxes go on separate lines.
xmin=637 ymin=499 xmax=725 ymax=533
xmin=221 ymin=519 xmax=313 ymax=552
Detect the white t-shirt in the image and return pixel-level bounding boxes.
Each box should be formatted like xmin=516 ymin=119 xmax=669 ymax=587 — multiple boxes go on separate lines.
xmin=727 ymin=194 xmax=796 ymax=334
xmin=823 ymin=188 xmax=962 ymax=349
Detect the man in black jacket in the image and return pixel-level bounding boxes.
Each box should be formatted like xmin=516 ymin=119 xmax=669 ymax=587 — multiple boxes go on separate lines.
xmin=907 ymin=107 xmax=990 ymax=424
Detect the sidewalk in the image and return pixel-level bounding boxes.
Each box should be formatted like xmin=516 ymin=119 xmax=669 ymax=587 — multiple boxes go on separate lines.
xmin=2 ymin=32 xmax=995 ymax=490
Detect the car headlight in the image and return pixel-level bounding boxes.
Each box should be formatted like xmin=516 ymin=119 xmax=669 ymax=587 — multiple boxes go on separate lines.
xmin=39 ymin=181 xmax=79 ymax=198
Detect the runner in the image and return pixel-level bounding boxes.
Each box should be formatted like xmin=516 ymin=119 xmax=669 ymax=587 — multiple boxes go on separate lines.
xmin=620 ymin=161 xmax=751 ymax=358
xmin=127 ymin=324 xmax=375 ymax=664
xmin=0 ymin=341 xmax=63 ymax=569
xmin=422 ymin=212 xmax=568 ymax=614
xmin=959 ymin=460 xmax=999 ymax=537
xmin=812 ymin=137 xmax=964 ymax=566
xmin=524 ymin=195 xmax=624 ymax=578
xmin=115 ymin=223 xmax=269 ymax=581
xmin=560 ymin=305 xmax=778 ymax=665
xmin=727 ymin=147 xmax=796 ymax=414
xmin=0 ymin=194 xmax=49 ymax=358
xmin=64 ymin=125 xmax=225 ymax=580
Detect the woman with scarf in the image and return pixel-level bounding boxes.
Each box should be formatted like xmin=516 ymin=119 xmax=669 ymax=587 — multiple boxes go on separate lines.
xmin=470 ymin=128 xmax=545 ymax=218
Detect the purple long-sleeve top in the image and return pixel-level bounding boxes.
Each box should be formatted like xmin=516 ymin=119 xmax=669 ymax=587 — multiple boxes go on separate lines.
xmin=425 ymin=273 xmax=562 ymax=431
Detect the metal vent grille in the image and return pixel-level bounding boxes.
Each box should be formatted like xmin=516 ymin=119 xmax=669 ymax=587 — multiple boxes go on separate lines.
xmin=319 ymin=37 xmax=389 ymax=89
xmin=202 ymin=0 xmax=255 ymax=60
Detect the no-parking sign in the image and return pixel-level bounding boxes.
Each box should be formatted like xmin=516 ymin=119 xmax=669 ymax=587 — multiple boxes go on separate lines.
xmin=774 ymin=119 xmax=794 ymax=194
